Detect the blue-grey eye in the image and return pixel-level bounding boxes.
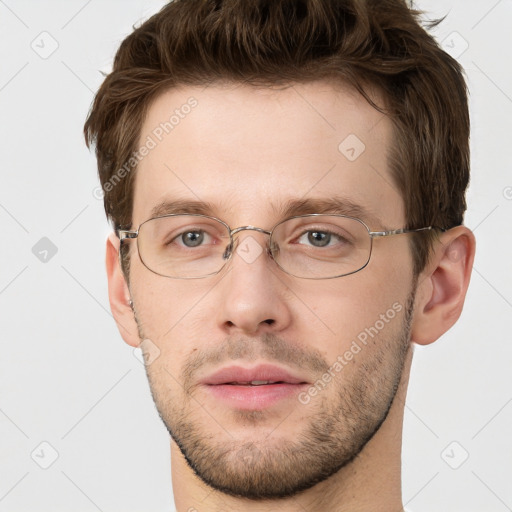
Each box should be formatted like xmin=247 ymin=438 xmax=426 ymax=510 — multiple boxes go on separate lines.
xmin=307 ymin=231 xmax=331 ymax=247
xmin=181 ymin=231 xmax=204 ymax=247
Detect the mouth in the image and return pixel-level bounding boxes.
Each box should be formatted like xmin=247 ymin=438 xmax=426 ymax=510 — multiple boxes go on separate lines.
xmin=200 ymin=364 xmax=309 ymax=410
xmin=219 ymin=380 xmax=293 ymax=386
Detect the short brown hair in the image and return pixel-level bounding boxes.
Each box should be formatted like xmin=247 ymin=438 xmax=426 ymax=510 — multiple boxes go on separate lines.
xmin=84 ymin=0 xmax=469 ymax=277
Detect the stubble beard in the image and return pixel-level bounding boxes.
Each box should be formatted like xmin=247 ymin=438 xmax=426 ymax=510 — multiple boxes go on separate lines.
xmin=135 ymin=287 xmax=415 ymax=501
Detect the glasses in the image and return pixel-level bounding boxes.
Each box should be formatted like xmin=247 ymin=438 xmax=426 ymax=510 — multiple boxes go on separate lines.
xmin=118 ymin=214 xmax=441 ymax=280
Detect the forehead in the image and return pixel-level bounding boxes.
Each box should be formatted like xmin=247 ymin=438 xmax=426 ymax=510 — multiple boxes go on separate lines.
xmin=132 ymin=81 xmax=404 ymax=228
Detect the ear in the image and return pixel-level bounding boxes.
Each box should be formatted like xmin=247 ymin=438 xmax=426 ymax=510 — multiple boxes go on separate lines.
xmin=410 ymin=226 xmax=476 ymax=345
xmin=105 ymin=232 xmax=140 ymax=347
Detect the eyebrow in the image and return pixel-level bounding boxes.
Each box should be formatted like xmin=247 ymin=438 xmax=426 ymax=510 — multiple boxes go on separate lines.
xmin=150 ymin=199 xmax=218 ymax=218
xmin=149 ymin=197 xmax=386 ymax=229
xmin=275 ymin=197 xmax=385 ymax=228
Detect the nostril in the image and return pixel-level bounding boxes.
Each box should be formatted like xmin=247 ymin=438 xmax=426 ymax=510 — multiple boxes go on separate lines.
xmin=264 ymin=319 xmax=275 ymax=325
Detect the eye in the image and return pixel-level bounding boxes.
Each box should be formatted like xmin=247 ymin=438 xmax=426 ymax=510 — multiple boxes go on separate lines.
xmin=296 ymin=230 xmax=344 ymax=248
xmin=172 ymin=229 xmax=214 ymax=248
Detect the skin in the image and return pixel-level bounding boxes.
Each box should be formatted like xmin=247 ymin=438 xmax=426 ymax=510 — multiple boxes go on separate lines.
xmin=105 ymin=81 xmax=475 ymax=512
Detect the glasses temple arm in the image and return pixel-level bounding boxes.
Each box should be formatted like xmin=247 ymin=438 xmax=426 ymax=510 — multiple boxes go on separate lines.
xmin=118 ymin=230 xmax=138 ymax=240
xmin=369 ymin=226 xmax=447 ymax=238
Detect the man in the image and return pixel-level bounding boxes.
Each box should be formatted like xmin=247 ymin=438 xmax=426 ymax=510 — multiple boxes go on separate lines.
xmin=84 ymin=0 xmax=475 ymax=510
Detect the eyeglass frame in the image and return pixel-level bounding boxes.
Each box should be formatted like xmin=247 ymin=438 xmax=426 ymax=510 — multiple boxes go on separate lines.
xmin=117 ymin=213 xmax=446 ymax=280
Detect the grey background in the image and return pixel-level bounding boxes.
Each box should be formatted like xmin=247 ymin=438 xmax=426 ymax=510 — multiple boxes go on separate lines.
xmin=1 ymin=0 xmax=511 ymax=511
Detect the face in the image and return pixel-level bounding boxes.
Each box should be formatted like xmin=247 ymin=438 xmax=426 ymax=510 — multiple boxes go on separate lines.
xmin=126 ymin=81 xmax=417 ymax=499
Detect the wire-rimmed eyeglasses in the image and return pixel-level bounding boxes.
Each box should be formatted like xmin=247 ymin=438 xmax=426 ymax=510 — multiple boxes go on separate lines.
xmin=118 ymin=213 xmax=444 ymax=279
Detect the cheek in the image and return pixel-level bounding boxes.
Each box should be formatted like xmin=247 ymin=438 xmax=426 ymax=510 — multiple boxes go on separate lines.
xmin=130 ymin=268 xmax=215 ymax=361
xmin=131 ymin=261 xmax=199 ymax=325
xmin=293 ymin=260 xmax=410 ymax=357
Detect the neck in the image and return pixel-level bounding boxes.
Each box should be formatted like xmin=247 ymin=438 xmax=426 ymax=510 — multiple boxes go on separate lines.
xmin=171 ymin=348 xmax=413 ymax=512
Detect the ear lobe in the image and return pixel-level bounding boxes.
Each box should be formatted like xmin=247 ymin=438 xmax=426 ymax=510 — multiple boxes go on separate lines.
xmin=410 ymin=226 xmax=476 ymax=346
xmin=105 ymin=232 xmax=140 ymax=347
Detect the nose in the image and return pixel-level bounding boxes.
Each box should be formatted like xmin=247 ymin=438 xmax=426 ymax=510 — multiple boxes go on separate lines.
xmin=215 ymin=231 xmax=292 ymax=336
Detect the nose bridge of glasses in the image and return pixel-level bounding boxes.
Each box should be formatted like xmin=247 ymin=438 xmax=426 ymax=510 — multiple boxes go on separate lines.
xmin=230 ymin=225 xmax=272 ymax=237
xmin=223 ymin=225 xmax=273 ymax=260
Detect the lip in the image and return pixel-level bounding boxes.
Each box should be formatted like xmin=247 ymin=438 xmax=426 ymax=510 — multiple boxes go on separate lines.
xmin=200 ymin=364 xmax=309 ymax=410
xmin=200 ymin=364 xmax=309 ymax=386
